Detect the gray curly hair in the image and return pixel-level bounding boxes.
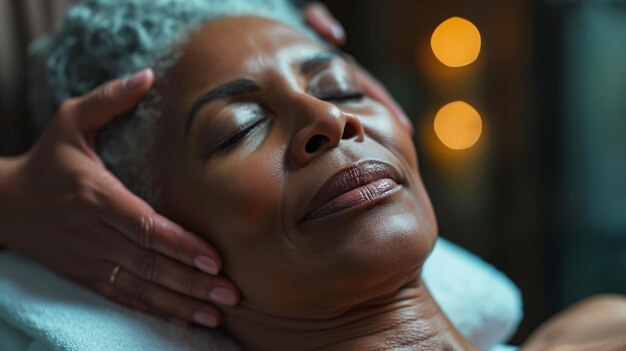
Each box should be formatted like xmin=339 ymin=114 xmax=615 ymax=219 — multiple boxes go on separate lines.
xmin=34 ymin=0 xmax=312 ymax=206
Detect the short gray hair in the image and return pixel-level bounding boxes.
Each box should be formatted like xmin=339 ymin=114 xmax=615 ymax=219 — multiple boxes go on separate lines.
xmin=36 ymin=0 xmax=311 ymax=206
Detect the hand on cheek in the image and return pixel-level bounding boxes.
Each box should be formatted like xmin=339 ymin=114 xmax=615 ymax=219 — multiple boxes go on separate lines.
xmin=0 ymin=69 xmax=239 ymax=329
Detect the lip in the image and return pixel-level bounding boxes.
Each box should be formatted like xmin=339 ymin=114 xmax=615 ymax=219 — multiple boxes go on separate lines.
xmin=302 ymin=160 xmax=404 ymax=223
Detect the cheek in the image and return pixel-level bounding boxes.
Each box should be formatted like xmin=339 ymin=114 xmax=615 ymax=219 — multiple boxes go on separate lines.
xmin=356 ymin=103 xmax=419 ymax=169
xmin=205 ymin=152 xmax=285 ymax=242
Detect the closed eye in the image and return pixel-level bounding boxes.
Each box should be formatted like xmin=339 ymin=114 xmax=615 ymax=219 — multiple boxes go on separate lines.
xmin=321 ymin=92 xmax=365 ymax=103
xmin=217 ymin=118 xmax=267 ymax=151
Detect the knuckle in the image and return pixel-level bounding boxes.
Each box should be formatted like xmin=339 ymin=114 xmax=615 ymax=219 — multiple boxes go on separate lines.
xmin=132 ymin=252 xmax=158 ymax=281
xmin=74 ymin=178 xmax=101 ymax=210
xmin=169 ymin=237 xmax=185 ymax=261
xmin=96 ymin=82 xmax=117 ymax=106
xmin=127 ymin=278 xmax=149 ymax=302
xmin=182 ymin=276 xmax=200 ymax=298
xmin=134 ymin=215 xmax=156 ymax=248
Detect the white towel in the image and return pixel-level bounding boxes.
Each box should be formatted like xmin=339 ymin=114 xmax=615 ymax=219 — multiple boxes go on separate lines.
xmin=0 ymin=238 xmax=521 ymax=350
xmin=424 ymin=239 xmax=522 ymax=350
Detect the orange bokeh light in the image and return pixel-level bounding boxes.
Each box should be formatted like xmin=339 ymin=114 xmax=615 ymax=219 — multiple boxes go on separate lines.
xmin=434 ymin=101 xmax=483 ymax=150
xmin=431 ymin=17 xmax=481 ymax=67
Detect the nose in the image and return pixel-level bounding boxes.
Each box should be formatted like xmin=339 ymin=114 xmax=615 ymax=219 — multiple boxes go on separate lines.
xmin=289 ymin=97 xmax=365 ymax=168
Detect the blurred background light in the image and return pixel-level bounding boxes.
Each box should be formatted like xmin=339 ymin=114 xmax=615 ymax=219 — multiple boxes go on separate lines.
xmin=434 ymin=101 xmax=483 ymax=150
xmin=431 ymin=17 xmax=481 ymax=67
xmin=309 ymin=1 xmax=626 ymax=343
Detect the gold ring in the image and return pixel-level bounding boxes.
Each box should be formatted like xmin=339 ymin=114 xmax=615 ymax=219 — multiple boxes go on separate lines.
xmin=109 ymin=265 xmax=121 ymax=285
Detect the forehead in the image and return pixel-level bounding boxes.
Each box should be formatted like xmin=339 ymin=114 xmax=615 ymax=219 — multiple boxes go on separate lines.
xmin=168 ymin=16 xmax=325 ymax=95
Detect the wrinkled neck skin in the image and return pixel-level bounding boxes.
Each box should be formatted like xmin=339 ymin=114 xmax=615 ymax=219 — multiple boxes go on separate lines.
xmin=222 ymin=277 xmax=476 ymax=351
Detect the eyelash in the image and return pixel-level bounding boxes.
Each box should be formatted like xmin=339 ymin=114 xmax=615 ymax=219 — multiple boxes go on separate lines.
xmin=322 ymin=92 xmax=365 ymax=103
xmin=217 ymin=118 xmax=267 ymax=151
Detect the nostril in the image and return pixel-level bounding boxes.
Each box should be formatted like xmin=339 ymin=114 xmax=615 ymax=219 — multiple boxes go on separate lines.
xmin=342 ymin=122 xmax=357 ymax=140
xmin=305 ymin=134 xmax=329 ymax=153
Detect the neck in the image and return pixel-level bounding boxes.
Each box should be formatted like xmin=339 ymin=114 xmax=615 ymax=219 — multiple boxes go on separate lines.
xmin=222 ymin=278 xmax=476 ymax=351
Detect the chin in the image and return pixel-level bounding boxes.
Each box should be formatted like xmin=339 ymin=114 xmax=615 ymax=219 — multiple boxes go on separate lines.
xmin=315 ymin=196 xmax=435 ymax=298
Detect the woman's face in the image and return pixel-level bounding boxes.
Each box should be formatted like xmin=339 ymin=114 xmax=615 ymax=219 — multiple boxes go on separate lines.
xmin=152 ymin=16 xmax=437 ymax=318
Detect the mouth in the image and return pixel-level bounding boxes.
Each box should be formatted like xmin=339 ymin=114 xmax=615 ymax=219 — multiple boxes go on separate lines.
xmin=302 ymin=160 xmax=404 ymax=223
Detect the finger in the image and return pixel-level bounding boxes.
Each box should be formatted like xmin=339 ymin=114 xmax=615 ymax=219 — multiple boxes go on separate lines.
xmin=119 ymin=296 xmax=189 ymax=327
xmin=302 ymin=2 xmax=346 ymax=45
xmin=113 ymin=295 xmax=190 ymax=327
xmin=355 ymin=67 xmax=415 ymax=135
xmin=112 ymin=233 xmax=239 ymax=306
xmin=94 ymin=271 xmax=192 ymax=326
xmin=97 ymin=281 xmax=169 ymax=319
xmin=98 ymin=178 xmax=224 ymax=276
xmin=111 ymin=265 xmax=222 ymax=328
xmin=67 ymin=68 xmax=154 ymax=133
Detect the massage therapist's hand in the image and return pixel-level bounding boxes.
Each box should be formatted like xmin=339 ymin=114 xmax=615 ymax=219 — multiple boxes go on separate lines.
xmin=0 ymin=69 xmax=239 ymax=328
xmin=302 ymin=2 xmax=415 ymax=135
xmin=521 ymin=295 xmax=626 ymax=351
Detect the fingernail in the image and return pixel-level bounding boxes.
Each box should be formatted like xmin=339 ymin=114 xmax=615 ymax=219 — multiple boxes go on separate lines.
xmin=210 ymin=287 xmax=238 ymax=306
xmin=331 ymin=24 xmax=345 ymax=42
xmin=193 ymin=311 xmax=218 ymax=328
xmin=194 ymin=256 xmax=219 ymax=275
xmin=124 ymin=68 xmax=152 ymax=91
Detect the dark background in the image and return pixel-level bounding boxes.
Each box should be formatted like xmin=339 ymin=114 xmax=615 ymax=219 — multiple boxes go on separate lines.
xmin=2 ymin=0 xmax=625 ymax=345
xmin=318 ymin=0 xmax=626 ymax=344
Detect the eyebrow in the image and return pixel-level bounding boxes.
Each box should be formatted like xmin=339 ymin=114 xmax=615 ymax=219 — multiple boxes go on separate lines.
xmin=185 ymin=78 xmax=261 ymax=137
xmin=185 ymin=50 xmax=344 ymax=139
xmin=300 ymin=50 xmax=342 ymax=75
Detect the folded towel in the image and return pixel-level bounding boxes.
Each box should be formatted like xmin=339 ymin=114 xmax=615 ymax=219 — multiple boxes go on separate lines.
xmin=424 ymin=239 xmax=522 ymax=350
xmin=0 ymin=250 xmax=239 ymax=351
xmin=0 ymin=238 xmax=521 ymax=351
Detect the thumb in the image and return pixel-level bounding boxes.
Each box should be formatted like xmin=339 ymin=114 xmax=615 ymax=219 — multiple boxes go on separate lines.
xmin=71 ymin=68 xmax=154 ymax=133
